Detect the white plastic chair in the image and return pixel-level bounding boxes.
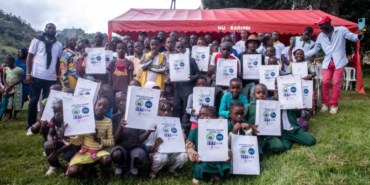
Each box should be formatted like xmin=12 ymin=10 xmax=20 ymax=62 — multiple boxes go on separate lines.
xmin=314 ymin=65 xmax=323 ymax=84
xmin=343 ymin=67 xmax=356 ymax=90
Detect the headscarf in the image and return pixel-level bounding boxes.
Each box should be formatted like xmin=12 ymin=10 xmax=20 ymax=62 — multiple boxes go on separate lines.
xmin=144 ymin=81 xmax=160 ymax=89
xmin=230 ymin=33 xmax=237 ymax=40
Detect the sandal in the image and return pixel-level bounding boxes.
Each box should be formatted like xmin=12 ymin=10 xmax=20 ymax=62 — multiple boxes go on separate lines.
xmin=192 ymin=178 xmax=200 ymax=184
xmin=170 ymin=171 xmax=179 ymax=177
xmin=149 ymin=171 xmax=157 ymax=179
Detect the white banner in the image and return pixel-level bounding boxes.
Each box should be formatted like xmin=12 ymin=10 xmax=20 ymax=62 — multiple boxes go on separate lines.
xmin=255 ymin=100 xmax=281 ymax=136
xmin=41 ymin=90 xmax=72 ymax=122
xmin=85 ymin=48 xmax=106 ymax=74
xmin=302 ymin=80 xmax=313 ymax=109
xmin=215 ymin=59 xmax=238 ymax=86
xmin=198 ymin=119 xmax=228 ymax=162
xmin=193 ymin=87 xmax=215 ymax=115
xmin=231 ymin=134 xmax=260 ymax=175
xmin=259 ymin=65 xmax=279 ymax=90
xmin=191 ymin=46 xmax=210 ymax=71
xmin=157 ymin=117 xmax=186 ymax=153
xmin=169 ymin=53 xmax=190 ymax=82
xmin=74 ymin=78 xmax=101 ymax=104
xmin=292 ymin=62 xmax=308 ymax=78
xmin=125 ymin=86 xmax=160 ymax=130
xmin=277 ymin=75 xmax=304 ymax=109
xmin=242 ymin=54 xmax=261 ymax=79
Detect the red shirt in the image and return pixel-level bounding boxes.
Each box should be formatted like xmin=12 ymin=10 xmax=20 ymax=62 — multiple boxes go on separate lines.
xmin=214 ymin=53 xmax=240 ymax=75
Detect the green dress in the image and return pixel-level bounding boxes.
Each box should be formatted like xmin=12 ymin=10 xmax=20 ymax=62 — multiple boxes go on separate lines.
xmin=188 ymin=127 xmax=230 ymax=180
xmin=4 ymin=67 xmax=23 ymax=110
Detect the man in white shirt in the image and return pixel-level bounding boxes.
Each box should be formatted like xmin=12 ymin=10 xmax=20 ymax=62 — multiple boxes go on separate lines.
xmin=234 ymin=29 xmax=248 ymax=54
xmin=305 ymin=16 xmax=366 ymax=114
xmin=25 ymin=23 xmax=63 ymax=134
xmin=272 ymin=31 xmax=286 ymax=71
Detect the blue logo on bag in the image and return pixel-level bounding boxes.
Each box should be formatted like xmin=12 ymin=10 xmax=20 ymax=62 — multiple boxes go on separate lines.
xmin=82 ymin=107 xmax=89 ymax=114
xmin=171 ymin=127 xmax=177 ymax=133
xmin=180 ymin=62 xmax=185 ymax=67
xmin=145 ymin=101 xmax=152 ymax=108
xmin=253 ymin=61 xmax=258 ymax=65
xmin=166 ymin=69 xmax=170 ymax=73
xmin=304 ymin=89 xmax=309 ymax=94
xmin=270 ymin=112 xmax=276 ymax=118
xmin=248 ymin=148 xmax=255 ymax=155
xmin=271 ymin=72 xmax=276 ymax=77
xmin=106 ymin=57 xmax=109 ymax=62
xmin=290 ymin=87 xmax=297 ymax=93
xmin=216 ymin=134 xmax=223 ymax=141
xmin=201 ymin=54 xmax=206 ymax=59
xmin=96 ymin=56 xmax=101 ymax=61
xmin=205 ymin=97 xmax=210 ymax=102
xmin=229 ymin=68 xmax=234 ymax=73
xmin=85 ymin=92 xmax=90 ymax=95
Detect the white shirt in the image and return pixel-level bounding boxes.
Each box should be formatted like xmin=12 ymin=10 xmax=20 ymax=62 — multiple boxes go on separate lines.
xmin=282 ymin=110 xmax=294 ymax=131
xmin=28 ymin=38 xmax=63 ymax=81
xmin=257 ymin=44 xmax=264 ymax=53
xmin=146 ymin=55 xmax=159 ymax=82
xmin=305 ymin=26 xmax=363 ymax=69
xmin=291 ymin=36 xmax=315 ymax=62
xmin=274 ymin=42 xmax=285 ymax=60
xmin=146 ymin=130 xmax=158 ymax=147
xmin=234 ymin=40 xmax=246 ymax=54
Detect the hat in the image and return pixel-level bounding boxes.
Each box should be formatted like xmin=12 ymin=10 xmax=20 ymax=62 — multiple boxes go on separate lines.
xmin=139 ymin=31 xmax=147 ymax=36
xmin=316 ymin=16 xmax=332 ymax=25
xmin=245 ymin=34 xmax=261 ymax=47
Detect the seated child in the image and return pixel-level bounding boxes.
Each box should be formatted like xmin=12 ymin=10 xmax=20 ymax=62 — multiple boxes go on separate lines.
xmin=146 ymin=99 xmax=188 ymax=178
xmin=110 ymin=91 xmax=151 ymax=176
xmin=186 ymin=76 xmax=208 ymax=130
xmin=219 ymin=78 xmax=248 ymax=118
xmin=99 ymin=84 xmax=114 ymax=117
xmin=286 ymin=49 xmax=316 ymax=80
xmin=60 ymin=95 xmax=115 ymax=178
xmin=43 ymin=100 xmax=77 ymax=175
xmin=129 ymin=80 xmax=141 ymax=87
xmin=272 ymin=80 xmax=316 ymax=149
xmin=244 ymin=84 xmax=285 ymax=160
xmin=186 ymin=105 xmax=231 ymax=184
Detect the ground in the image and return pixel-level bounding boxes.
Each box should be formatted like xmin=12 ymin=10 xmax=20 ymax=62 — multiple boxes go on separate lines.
xmin=1 ymin=67 xmax=370 ymax=185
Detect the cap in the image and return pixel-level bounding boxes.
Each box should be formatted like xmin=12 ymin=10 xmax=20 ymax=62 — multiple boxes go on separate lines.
xmin=139 ymin=31 xmax=147 ymax=36
xmin=316 ymin=16 xmax=332 ymax=25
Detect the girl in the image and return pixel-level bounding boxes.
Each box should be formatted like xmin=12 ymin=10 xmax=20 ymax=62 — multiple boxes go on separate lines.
xmin=110 ymin=91 xmax=151 ymax=176
xmin=60 ymin=95 xmax=114 ymax=177
xmin=257 ymin=35 xmax=274 ymax=56
xmin=186 ymin=76 xmax=208 ymax=130
xmin=15 ymin=47 xmax=29 ymax=107
xmin=286 ymin=49 xmax=317 ymax=80
xmin=2 ymin=55 xmax=23 ymax=122
xmin=186 ymin=105 xmax=231 ymax=184
xmin=146 ymin=99 xmax=188 ymax=178
xmin=60 ymin=36 xmax=78 ymax=89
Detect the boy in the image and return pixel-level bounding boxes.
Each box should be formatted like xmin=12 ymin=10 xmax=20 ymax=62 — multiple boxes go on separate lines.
xmin=129 ymin=42 xmax=144 ymax=81
xmin=140 ymin=36 xmax=167 ymax=91
xmin=244 ymin=84 xmax=285 ymax=161
xmin=129 ymin=80 xmax=141 ymax=87
xmin=222 ymin=35 xmax=238 ymax=56
xmin=186 ymin=76 xmax=208 ymax=130
xmin=43 ymin=100 xmax=77 ymax=175
xmin=219 ymin=78 xmax=248 ymax=118
xmin=235 ymin=29 xmax=248 ymax=54
xmin=127 ymin=42 xmax=135 ymax=56
xmin=208 ymin=42 xmax=241 ymax=78
xmin=272 ymin=31 xmax=285 ymax=70
xmin=288 ymin=27 xmax=315 ymax=62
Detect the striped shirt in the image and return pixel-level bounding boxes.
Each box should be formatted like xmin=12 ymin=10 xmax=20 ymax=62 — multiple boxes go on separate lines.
xmin=69 ymin=117 xmax=114 ymax=150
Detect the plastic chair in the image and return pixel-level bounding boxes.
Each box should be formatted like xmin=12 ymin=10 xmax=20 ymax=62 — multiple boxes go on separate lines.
xmin=314 ymin=65 xmax=323 ymax=84
xmin=343 ymin=67 xmax=356 ymax=90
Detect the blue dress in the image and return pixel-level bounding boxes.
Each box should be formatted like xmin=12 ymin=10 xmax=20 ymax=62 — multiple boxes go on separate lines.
xmin=15 ymin=58 xmax=30 ymax=107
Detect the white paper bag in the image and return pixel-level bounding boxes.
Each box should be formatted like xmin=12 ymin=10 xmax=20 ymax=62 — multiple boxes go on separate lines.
xmin=231 ymin=134 xmax=260 ymax=175
xmin=63 ymin=95 xmax=95 ymax=136
xmin=277 ymin=75 xmax=304 ymax=109
xmin=215 ymin=59 xmax=238 ymax=86
xmin=74 ymin=78 xmax=101 ymax=104
xmin=191 ymin=46 xmax=210 ymax=71
xmin=85 ymin=48 xmax=106 ymax=74
xmin=210 ymin=52 xmax=218 ymax=66
xmin=193 ymin=87 xmax=215 ymax=115
xmin=185 ymin=48 xmax=190 ymax=57
xmin=113 ymin=52 xmax=118 ymax=59
xmin=292 ymin=62 xmax=308 ymax=78
xmin=255 ymin=100 xmax=281 ymax=136
xmin=125 ymin=86 xmax=160 ymax=130
xmin=41 ymin=90 xmax=72 ymax=122
xmin=259 ymin=65 xmax=279 ymax=90
xmin=169 ymin=53 xmax=190 ymax=82
xmin=105 ymin=50 xmax=113 ymax=65
xmin=265 ymin=56 xmax=269 ymax=64
xmin=242 ymin=54 xmax=261 ymax=79
xmin=198 ymin=119 xmax=228 ymax=162
xmin=302 ymin=80 xmax=313 ymax=109
xmin=156 ymin=117 xmax=186 ymax=153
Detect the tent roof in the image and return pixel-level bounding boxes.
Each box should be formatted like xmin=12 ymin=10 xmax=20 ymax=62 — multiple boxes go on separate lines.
xmin=108 ymin=8 xmax=358 ymax=40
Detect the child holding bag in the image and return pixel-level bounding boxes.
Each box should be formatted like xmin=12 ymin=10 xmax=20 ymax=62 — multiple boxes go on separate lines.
xmin=186 ymin=105 xmax=231 ymax=184
xmin=60 ymin=95 xmax=115 ymax=178
xmin=186 ymin=76 xmax=208 ymax=130
xmin=146 ymin=99 xmax=189 ymax=178
xmin=286 ymin=49 xmax=316 ymax=80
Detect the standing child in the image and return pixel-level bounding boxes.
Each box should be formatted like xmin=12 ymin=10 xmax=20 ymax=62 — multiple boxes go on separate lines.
xmin=43 ymin=100 xmax=78 ymax=175
xmin=110 ymin=91 xmax=151 ymax=176
xmin=2 ymin=55 xmax=23 ymax=122
xmin=186 ymin=105 xmax=231 ymax=184
xmin=186 ymin=76 xmax=208 ymax=130
xmin=146 ymin=99 xmax=189 ymax=178
xmin=143 ymin=37 xmax=151 ymax=54
xmin=127 ymin=42 xmax=135 ymax=57
xmin=219 ymin=78 xmax=248 ymax=118
xmin=162 ymin=37 xmax=176 ymax=103
xmin=286 ymin=49 xmax=316 ymax=80
xmin=60 ymin=95 xmax=115 ymax=178
xmin=129 ymin=42 xmax=144 ymax=81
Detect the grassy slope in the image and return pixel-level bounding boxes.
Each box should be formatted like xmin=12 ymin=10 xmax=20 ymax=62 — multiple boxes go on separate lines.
xmin=1 ymin=68 xmax=370 ymax=185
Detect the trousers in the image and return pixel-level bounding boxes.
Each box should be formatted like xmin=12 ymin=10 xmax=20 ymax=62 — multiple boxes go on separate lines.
xmin=149 ymin=152 xmax=188 ymax=173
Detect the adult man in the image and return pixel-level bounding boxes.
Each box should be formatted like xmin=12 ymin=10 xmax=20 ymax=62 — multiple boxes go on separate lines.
xmin=25 ymin=23 xmax=63 ymax=135
xmin=138 ymin=31 xmax=147 ymax=44
xmin=272 ymin=31 xmax=285 ymax=71
xmin=305 ymin=16 xmax=366 ymax=114
xmin=190 ymin=34 xmax=197 ymax=47
xmin=288 ymin=27 xmax=315 ymax=62
xmin=234 ymin=29 xmax=248 ymax=54
xmin=93 ymin=32 xmax=104 ymax=47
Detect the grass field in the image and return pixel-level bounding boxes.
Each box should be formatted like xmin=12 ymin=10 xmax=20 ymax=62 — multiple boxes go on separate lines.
xmin=1 ymin=67 xmax=370 ymax=185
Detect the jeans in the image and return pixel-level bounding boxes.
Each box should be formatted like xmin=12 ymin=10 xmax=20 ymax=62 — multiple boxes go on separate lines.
xmin=43 ymin=141 xmax=77 ymax=167
xmin=321 ymin=60 xmax=345 ymax=107
xmin=27 ymin=77 xmax=56 ymax=127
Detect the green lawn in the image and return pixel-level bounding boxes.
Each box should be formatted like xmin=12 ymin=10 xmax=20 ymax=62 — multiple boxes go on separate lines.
xmin=1 ymin=67 xmax=370 ymax=185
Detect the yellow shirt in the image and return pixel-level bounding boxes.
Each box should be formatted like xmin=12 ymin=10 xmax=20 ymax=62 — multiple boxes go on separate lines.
xmin=129 ymin=56 xmax=143 ymax=81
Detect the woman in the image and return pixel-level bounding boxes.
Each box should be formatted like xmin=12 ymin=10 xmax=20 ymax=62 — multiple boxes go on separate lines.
xmin=60 ymin=36 xmax=79 ymax=89
xmin=15 ymin=47 xmax=29 ymax=108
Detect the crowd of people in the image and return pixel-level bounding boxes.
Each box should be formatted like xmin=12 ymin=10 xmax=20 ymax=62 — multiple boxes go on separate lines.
xmin=0 ymin=15 xmax=366 ymax=183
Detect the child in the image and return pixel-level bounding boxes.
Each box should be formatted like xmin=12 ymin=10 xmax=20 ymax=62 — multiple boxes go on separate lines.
xmin=286 ymin=49 xmax=316 ymax=80
xmin=257 ymin=35 xmax=274 ymax=56
xmin=219 ymin=78 xmax=248 ymax=118
xmin=129 ymin=80 xmax=141 ymax=87
xmin=43 ymin=100 xmax=77 ymax=175
xmin=60 ymin=94 xmax=115 ymax=178
xmin=140 ymin=36 xmax=167 ymax=90
xmin=162 ymin=37 xmax=176 ymax=98
xmin=186 ymin=105 xmax=230 ymax=183
xmin=99 ymin=84 xmax=114 ymax=117
xmin=244 ymin=84 xmax=285 ymax=161
xmin=2 ymin=55 xmax=23 ymax=122
xmin=129 ymin=42 xmax=144 ymax=81
xmin=110 ymin=91 xmax=151 ymax=176
xmin=186 ymin=76 xmax=207 ymax=130
xmin=146 ymin=99 xmax=189 ymax=178
xmin=143 ymin=37 xmax=151 ymax=54
xmin=127 ymin=42 xmax=135 ymax=56
xmin=208 ymin=42 xmax=241 ymax=80
xmin=272 ymin=80 xmax=316 ymax=149
xmin=104 ymin=41 xmax=114 ymax=51
xmin=222 ymin=36 xmax=238 ymax=56
xmin=266 ymin=46 xmax=276 ymax=58
xmin=196 ymin=37 xmax=208 ymax=47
